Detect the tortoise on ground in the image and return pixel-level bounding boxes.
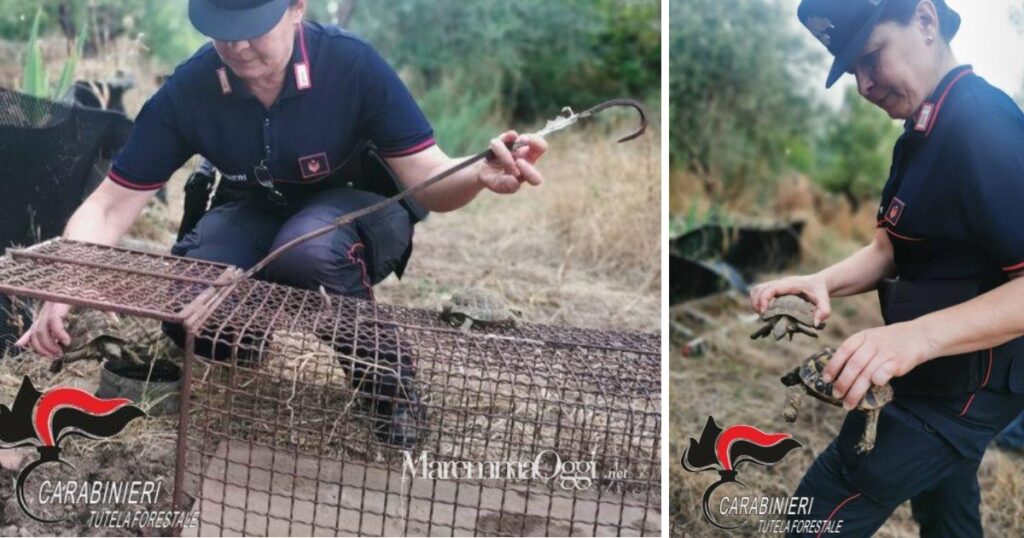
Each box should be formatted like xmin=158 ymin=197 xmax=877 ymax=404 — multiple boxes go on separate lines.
xmin=751 ymin=295 xmax=825 ymax=341
xmin=781 ymin=348 xmax=893 ymax=454
xmin=49 ymin=310 xmax=146 ymax=373
xmin=440 ymin=288 xmax=517 ymax=330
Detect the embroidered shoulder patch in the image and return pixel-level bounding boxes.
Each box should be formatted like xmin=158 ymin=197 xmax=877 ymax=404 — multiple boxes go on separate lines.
xmin=885 ymin=197 xmax=907 ymax=226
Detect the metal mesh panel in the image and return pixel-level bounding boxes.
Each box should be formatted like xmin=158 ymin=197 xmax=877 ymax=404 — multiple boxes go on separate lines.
xmin=0 ymin=239 xmax=661 ymax=536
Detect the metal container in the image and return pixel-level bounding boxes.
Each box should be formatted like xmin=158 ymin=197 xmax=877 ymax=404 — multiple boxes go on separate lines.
xmin=97 ymin=358 xmax=182 ymax=416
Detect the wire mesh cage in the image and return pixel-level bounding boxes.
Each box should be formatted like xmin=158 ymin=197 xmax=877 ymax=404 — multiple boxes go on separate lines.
xmin=0 ymin=238 xmax=661 ymax=536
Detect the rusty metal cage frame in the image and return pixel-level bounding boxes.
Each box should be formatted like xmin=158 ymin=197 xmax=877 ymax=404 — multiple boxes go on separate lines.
xmin=0 ymin=239 xmax=661 ymax=536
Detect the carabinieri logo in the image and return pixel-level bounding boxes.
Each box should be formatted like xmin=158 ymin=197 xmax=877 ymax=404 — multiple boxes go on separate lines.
xmin=0 ymin=376 xmax=145 ymax=522
xmin=680 ymin=416 xmax=802 ymax=530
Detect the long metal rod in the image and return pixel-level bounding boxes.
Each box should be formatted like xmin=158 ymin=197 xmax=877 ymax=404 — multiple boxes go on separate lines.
xmin=241 ymin=98 xmax=647 ymax=281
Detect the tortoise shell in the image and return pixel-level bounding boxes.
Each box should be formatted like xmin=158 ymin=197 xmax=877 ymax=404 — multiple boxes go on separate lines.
xmin=797 ymin=348 xmax=893 ymax=410
xmin=442 ymin=288 xmax=514 ymax=324
xmin=66 ymin=311 xmax=125 ymax=351
xmin=762 ymin=295 xmax=817 ymax=327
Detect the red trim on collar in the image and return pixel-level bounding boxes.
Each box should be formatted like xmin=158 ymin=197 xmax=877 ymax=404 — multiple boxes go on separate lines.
xmin=915 ymin=68 xmax=973 ymax=136
xmin=294 ymin=22 xmax=312 ymax=91
xmin=216 ymin=67 xmax=232 ymax=95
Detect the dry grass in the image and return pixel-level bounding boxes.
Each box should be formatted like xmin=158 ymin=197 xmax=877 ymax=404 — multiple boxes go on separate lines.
xmin=669 ymin=178 xmax=1024 ymax=537
xmin=376 ymin=117 xmax=661 ymax=333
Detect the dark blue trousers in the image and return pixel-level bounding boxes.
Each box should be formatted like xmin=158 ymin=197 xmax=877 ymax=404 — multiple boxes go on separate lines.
xmin=162 ymin=187 xmax=416 ymax=402
xmin=787 ymin=406 xmax=982 ymax=538
xmin=172 ymin=187 xmax=412 ymax=300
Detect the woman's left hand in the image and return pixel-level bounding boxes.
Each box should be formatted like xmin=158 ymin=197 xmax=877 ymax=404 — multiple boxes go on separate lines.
xmin=479 ymin=130 xmax=548 ymax=194
xmin=823 ymin=321 xmax=936 ymax=409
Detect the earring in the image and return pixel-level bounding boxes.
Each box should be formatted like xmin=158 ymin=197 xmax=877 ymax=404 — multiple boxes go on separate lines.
xmin=926 ymin=35 xmax=934 ymax=45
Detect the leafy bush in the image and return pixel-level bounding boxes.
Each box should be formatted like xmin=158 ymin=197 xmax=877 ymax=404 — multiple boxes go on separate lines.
xmin=669 ymin=0 xmax=824 ymax=190
xmin=814 ymin=87 xmax=902 ymax=210
xmin=347 ymin=0 xmax=660 ymax=122
xmin=20 ymin=7 xmax=85 ymax=101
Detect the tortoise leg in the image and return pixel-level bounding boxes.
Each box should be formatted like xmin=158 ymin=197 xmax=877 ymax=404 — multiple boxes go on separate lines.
xmin=49 ymin=347 xmax=98 ymax=373
xmin=783 ymin=387 xmax=804 ymax=422
xmin=791 ymin=323 xmax=819 ymax=339
xmin=750 ymin=323 xmax=772 ymax=340
xmin=856 ymin=409 xmax=880 ymax=454
xmin=116 ymin=344 xmax=148 ymax=368
xmin=772 ymin=318 xmax=788 ymax=340
xmin=460 ymin=317 xmax=473 ymax=331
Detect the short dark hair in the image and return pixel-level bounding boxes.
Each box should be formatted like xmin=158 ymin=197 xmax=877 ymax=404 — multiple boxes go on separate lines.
xmin=878 ymin=0 xmax=959 ymax=43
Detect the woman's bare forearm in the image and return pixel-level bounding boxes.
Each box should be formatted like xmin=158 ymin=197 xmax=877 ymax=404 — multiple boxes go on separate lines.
xmin=63 ymin=179 xmax=157 ymax=246
xmin=817 ymin=229 xmax=898 ymax=298
xmin=912 ymin=274 xmax=1024 ymax=360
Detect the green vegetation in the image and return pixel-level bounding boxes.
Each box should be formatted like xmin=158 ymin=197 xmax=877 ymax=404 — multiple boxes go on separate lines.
xmin=817 ymin=87 xmax=903 ymax=210
xmin=20 ymin=6 xmax=85 ymax=100
xmin=670 ymin=0 xmax=902 ymax=208
xmin=347 ymin=0 xmax=660 ymax=153
xmin=4 ymin=1 xmax=658 ymax=155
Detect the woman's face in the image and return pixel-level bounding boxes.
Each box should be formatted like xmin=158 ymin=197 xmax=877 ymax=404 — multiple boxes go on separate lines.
xmin=213 ymin=3 xmax=305 ymax=82
xmin=851 ymin=18 xmax=939 ymax=120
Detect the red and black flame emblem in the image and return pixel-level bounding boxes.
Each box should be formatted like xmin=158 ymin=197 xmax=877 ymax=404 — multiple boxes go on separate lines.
xmin=0 ymin=376 xmax=145 ymax=522
xmin=681 ymin=416 xmax=802 ymax=529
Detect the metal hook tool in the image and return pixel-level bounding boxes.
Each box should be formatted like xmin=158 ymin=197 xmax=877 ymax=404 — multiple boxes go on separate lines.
xmin=240 ymin=98 xmax=648 ymax=281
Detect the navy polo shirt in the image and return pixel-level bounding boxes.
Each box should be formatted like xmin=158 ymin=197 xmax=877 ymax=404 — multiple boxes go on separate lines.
xmin=876 ymin=65 xmax=1024 ymax=459
xmin=109 ymin=22 xmax=435 ymax=194
xmin=877 ymin=65 xmax=1024 ymax=279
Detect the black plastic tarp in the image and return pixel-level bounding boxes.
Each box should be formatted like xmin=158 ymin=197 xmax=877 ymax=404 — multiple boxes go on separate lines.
xmin=0 ymin=87 xmax=133 ymax=353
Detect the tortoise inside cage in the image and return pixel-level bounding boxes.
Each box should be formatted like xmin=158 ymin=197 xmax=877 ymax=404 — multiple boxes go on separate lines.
xmin=48 ymin=309 xmax=146 ymax=373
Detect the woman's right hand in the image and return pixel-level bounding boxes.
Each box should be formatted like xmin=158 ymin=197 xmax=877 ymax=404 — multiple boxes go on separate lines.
xmin=750 ymin=274 xmax=832 ymax=326
xmin=14 ymin=302 xmax=72 ymax=358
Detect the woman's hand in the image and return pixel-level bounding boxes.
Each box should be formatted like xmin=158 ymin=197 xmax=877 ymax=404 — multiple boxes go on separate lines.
xmin=479 ymin=131 xmax=548 ymax=194
xmin=14 ymin=302 xmax=72 ymax=359
xmin=749 ymin=273 xmax=832 ymax=326
xmin=823 ymin=322 xmax=935 ymax=409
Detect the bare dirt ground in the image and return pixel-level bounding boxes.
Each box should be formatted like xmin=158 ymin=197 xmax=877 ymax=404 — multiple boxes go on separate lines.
xmin=668 ymin=175 xmax=1024 ymax=537
xmin=0 ymin=37 xmax=659 ymax=534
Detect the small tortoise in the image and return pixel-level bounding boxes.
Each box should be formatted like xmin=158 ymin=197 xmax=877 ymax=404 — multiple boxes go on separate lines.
xmin=751 ymin=295 xmax=825 ymax=341
xmin=781 ymin=348 xmax=894 ymax=454
xmin=441 ymin=288 xmax=517 ymax=330
xmin=49 ymin=310 xmax=146 ymax=373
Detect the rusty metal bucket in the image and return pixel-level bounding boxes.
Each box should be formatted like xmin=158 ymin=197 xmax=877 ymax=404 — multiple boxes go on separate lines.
xmin=96 ymin=358 xmax=182 ymax=416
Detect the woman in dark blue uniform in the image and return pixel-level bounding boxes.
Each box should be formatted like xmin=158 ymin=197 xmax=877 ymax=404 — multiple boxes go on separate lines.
xmin=751 ymin=0 xmax=1024 ymax=535
xmin=16 ymin=0 xmax=548 ymax=447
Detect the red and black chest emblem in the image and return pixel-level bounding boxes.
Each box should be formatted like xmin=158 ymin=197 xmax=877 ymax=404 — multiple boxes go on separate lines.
xmin=885 ymin=197 xmax=907 ymax=226
xmin=298 ymin=153 xmax=329 ymax=180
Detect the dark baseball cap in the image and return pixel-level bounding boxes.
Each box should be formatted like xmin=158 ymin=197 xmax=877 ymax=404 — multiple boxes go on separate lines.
xmin=189 ymin=0 xmax=292 ymax=41
xmin=798 ymin=0 xmax=961 ymax=88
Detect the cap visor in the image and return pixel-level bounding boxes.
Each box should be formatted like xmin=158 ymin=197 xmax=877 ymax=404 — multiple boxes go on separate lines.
xmin=825 ymin=0 xmax=889 ymax=88
xmin=189 ymin=0 xmax=291 ymax=41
